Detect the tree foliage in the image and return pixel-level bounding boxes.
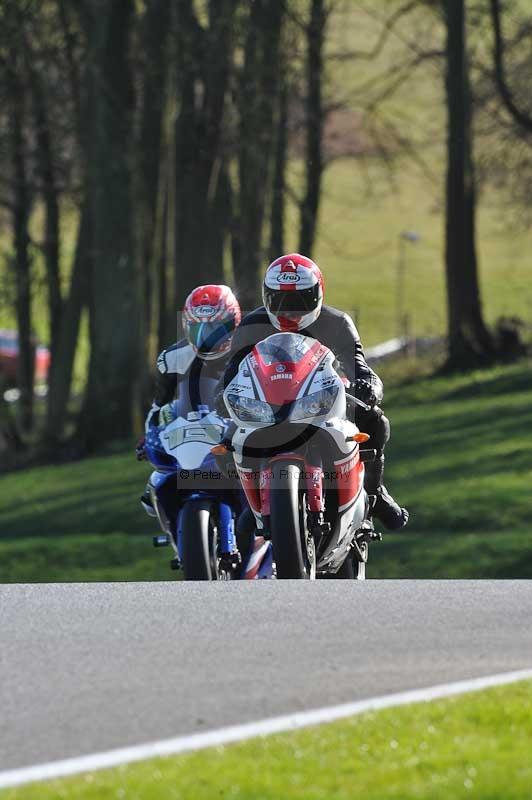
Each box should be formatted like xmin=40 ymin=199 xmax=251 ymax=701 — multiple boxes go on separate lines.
xmin=0 ymin=0 xmax=528 ymax=454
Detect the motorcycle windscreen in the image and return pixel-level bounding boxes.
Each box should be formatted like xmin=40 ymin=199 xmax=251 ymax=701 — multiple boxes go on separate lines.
xmin=254 ymin=332 xmax=317 ymax=366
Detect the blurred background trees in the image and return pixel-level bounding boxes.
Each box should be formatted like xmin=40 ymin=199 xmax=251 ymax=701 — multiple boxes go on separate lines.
xmin=0 ymin=0 xmax=530 ymax=456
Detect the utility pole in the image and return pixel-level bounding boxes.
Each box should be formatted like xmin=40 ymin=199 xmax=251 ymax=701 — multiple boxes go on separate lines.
xmin=396 ymin=230 xmax=420 ymax=340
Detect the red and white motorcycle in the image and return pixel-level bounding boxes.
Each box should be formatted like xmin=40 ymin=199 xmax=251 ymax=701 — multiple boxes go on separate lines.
xmin=222 ymin=331 xmax=381 ymax=579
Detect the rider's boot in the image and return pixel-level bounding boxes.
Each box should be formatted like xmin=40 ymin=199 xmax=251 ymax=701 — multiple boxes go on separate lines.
xmin=364 ymin=455 xmax=409 ymax=530
xmin=140 ymin=484 xmax=157 ymax=518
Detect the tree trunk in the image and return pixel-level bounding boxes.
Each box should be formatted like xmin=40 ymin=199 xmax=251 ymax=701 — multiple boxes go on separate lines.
xmin=0 ymin=375 xmax=24 ymax=465
xmin=57 ymin=0 xmax=84 ymax=149
xmin=444 ymin=0 xmax=494 ymax=367
xmin=139 ymin=0 xmax=171 ymax=346
xmin=157 ymin=181 xmax=170 ymax=354
xmin=135 ymin=0 xmax=171 ymax=410
xmin=77 ymin=0 xmax=139 ymax=449
xmin=174 ymin=0 xmax=201 ymax=313
xmin=270 ymin=78 xmax=288 ymax=260
xmin=235 ymin=0 xmax=285 ymax=310
xmin=299 ymin=0 xmax=326 ymax=258
xmin=40 ymin=0 xmax=89 ymax=446
xmin=490 ymin=0 xmax=532 ymax=135
xmin=174 ymin=0 xmax=237 ymax=313
xmin=44 ymin=203 xmax=90 ymax=445
xmin=28 ymin=56 xmax=62 ymax=382
xmin=206 ymin=162 xmax=233 ymax=286
xmin=6 ymin=47 xmax=34 ymax=430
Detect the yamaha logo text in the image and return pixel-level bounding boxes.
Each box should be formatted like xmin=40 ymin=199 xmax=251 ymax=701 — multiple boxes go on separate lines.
xmin=271 ymin=373 xmax=293 ymax=381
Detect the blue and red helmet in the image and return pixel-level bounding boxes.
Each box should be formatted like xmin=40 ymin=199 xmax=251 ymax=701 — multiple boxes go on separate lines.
xmin=182 ymin=285 xmax=241 ymax=360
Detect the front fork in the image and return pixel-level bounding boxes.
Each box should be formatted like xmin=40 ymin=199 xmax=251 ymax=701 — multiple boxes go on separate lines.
xmin=175 ymin=499 xmax=239 ymax=566
xmin=265 ymin=455 xmax=328 ymax=540
xmin=304 ymin=459 xmax=330 ymax=540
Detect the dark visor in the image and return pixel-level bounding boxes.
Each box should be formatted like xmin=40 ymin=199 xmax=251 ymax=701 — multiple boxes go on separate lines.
xmin=187 ymin=320 xmax=235 ymax=353
xmin=264 ymin=284 xmax=320 ymax=316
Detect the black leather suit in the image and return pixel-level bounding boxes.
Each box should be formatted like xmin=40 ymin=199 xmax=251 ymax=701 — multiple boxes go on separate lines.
xmin=214 ymin=304 xmax=390 ymax=462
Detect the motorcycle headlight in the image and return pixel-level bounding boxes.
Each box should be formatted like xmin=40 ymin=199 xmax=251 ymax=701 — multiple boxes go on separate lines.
xmin=290 ymin=387 xmax=338 ymax=421
xmin=226 ymin=393 xmax=275 ymax=424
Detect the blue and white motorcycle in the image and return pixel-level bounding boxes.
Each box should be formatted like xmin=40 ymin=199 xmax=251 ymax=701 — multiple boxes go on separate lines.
xmin=143 ymin=376 xmax=273 ymax=581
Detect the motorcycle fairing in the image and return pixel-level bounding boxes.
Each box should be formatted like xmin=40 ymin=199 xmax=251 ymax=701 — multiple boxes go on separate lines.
xmin=252 ymin=335 xmax=328 ymax=406
xmin=236 ymin=466 xmax=261 ymax=515
xmin=159 ymin=411 xmax=224 ymax=470
xmin=225 ymin=331 xmax=369 ymax=576
xmin=333 ymin=450 xmax=365 ymax=513
xmin=148 ymin=469 xmax=177 ymax=537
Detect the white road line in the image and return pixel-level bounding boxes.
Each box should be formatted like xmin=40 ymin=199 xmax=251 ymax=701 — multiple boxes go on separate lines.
xmin=1 ymin=667 xmax=532 ymax=789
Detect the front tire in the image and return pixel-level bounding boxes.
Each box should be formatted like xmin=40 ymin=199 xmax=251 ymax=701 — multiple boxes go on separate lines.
xmin=181 ymin=501 xmax=219 ymax=580
xmin=270 ymin=460 xmax=314 ymax=579
xmin=335 ymin=550 xmax=366 ymax=580
xmin=335 ymin=553 xmax=355 ymax=579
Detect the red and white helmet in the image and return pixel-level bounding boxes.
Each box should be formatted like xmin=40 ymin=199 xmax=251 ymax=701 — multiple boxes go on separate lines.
xmin=182 ymin=285 xmax=241 ymax=360
xmin=263 ymin=253 xmax=324 ymax=332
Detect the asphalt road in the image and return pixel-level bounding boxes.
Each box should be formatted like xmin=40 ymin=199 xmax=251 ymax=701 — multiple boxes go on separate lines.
xmin=1 ymin=581 xmax=531 ymax=771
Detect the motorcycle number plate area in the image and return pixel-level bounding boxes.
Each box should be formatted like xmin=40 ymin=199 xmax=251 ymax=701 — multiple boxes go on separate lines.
xmin=161 ymin=420 xmax=224 ymax=453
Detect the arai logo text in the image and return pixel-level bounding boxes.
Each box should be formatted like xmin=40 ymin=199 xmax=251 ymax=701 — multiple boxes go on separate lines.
xmin=196 ymin=305 xmax=216 ymax=317
xmin=276 ymin=273 xmax=300 ymax=283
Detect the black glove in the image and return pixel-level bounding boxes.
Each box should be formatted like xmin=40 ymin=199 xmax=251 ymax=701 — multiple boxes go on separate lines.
xmin=353 ymin=378 xmax=379 ymax=409
xmin=135 ymin=437 xmax=147 ymax=461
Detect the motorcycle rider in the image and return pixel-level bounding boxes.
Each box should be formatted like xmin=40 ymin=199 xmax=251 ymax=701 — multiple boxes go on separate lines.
xmin=215 ymin=253 xmax=408 ymax=530
xmin=137 ymin=284 xmax=242 ymax=509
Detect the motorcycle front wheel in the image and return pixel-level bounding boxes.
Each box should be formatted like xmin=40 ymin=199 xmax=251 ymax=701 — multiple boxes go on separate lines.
xmin=334 ymin=549 xmax=366 ymax=580
xmin=181 ymin=500 xmax=231 ymax=581
xmin=270 ymin=459 xmax=315 ymax=580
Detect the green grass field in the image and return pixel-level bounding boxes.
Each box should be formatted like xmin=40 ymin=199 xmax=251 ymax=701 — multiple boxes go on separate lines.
xmin=1 ymin=358 xmax=530 ymax=582
xmin=372 ymin=357 xmax=532 ymax=578
xmin=0 ymin=451 xmax=170 ymax=582
xmin=309 ymin=160 xmax=532 ymax=345
xmin=3 ymin=680 xmax=531 ymax=799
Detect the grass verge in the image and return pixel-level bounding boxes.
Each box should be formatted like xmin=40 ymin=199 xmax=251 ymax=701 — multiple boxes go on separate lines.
xmin=370 ymin=357 xmax=532 ymax=578
xmin=3 ymin=680 xmax=532 ymax=799
xmin=0 ymin=452 xmax=171 ymax=582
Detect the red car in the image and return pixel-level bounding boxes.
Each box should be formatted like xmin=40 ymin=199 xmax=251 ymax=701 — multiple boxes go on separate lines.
xmin=0 ymin=330 xmax=50 ymax=384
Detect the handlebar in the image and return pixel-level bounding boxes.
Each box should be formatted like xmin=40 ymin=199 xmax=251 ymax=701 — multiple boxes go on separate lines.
xmin=353 ymin=396 xmax=372 ymax=411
